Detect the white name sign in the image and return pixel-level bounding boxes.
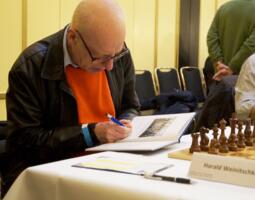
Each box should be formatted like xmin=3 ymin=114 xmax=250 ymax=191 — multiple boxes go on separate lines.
xmin=188 ymin=153 xmax=255 ymax=188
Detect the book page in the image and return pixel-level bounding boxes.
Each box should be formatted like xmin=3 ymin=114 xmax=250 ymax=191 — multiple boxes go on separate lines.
xmin=120 ymin=112 xmax=195 ymax=142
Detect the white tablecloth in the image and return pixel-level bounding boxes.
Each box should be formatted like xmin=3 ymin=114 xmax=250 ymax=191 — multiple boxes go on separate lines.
xmin=3 ymin=136 xmax=255 ymax=200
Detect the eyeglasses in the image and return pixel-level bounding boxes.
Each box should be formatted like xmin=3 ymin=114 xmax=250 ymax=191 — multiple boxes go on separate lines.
xmin=75 ymin=30 xmax=129 ymax=63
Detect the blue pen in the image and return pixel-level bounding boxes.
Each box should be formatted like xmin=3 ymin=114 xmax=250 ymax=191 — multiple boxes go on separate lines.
xmin=107 ymin=114 xmax=125 ymax=126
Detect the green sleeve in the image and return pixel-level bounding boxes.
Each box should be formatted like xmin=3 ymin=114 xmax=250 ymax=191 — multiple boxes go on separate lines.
xmin=229 ymin=28 xmax=255 ymax=73
xmin=207 ymin=12 xmax=224 ymax=63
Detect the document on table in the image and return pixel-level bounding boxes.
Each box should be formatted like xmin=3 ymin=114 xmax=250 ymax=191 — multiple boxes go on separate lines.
xmin=73 ymin=151 xmax=173 ymax=175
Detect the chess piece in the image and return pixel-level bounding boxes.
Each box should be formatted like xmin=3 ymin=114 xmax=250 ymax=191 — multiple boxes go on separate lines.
xmin=219 ymin=135 xmax=229 ymax=153
xmin=244 ymin=118 xmax=253 ymax=146
xmin=237 ymin=120 xmax=245 ymax=148
xmin=228 ymin=115 xmax=238 ymax=151
xmin=212 ymin=123 xmax=220 ymax=148
xmin=252 ymin=121 xmax=255 ymax=143
xmin=219 ymin=119 xmax=227 ymax=143
xmin=199 ymin=127 xmax=209 ymax=151
xmin=230 ymin=113 xmax=238 ymax=135
xmin=208 ymin=138 xmax=218 ymax=154
xmin=190 ymin=133 xmax=201 ymax=153
xmin=219 ymin=119 xmax=229 ymax=153
xmin=228 ymin=134 xmax=238 ymax=151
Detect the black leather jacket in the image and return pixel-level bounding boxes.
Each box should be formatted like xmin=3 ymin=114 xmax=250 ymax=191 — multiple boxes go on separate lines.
xmin=6 ymin=28 xmax=140 ymax=169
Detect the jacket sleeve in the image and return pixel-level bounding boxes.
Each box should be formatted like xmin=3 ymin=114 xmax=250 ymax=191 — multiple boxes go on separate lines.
xmin=6 ymin=68 xmax=86 ymax=162
xmin=229 ymin=28 xmax=255 ymax=73
xmin=207 ymin=11 xmax=224 ymax=63
xmin=118 ymin=53 xmax=140 ymax=120
xmin=235 ymin=54 xmax=255 ymax=119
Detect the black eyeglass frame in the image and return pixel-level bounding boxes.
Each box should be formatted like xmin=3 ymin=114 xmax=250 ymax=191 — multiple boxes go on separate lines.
xmin=75 ymin=30 xmax=129 ymax=63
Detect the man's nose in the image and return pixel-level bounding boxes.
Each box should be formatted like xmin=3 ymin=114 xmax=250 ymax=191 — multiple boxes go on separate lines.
xmin=104 ymin=59 xmax=113 ymax=71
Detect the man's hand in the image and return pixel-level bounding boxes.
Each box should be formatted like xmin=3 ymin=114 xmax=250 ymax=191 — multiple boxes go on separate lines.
xmin=94 ymin=119 xmax=132 ymax=143
xmin=213 ymin=61 xmax=233 ymax=81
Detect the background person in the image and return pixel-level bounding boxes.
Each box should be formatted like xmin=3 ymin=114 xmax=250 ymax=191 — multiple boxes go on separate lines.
xmin=195 ymin=0 xmax=255 ymax=130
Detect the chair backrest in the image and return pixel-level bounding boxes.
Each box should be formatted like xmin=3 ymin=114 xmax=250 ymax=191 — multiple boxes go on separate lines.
xmin=155 ymin=67 xmax=181 ymax=93
xmin=180 ymin=66 xmax=206 ymax=103
xmin=135 ymin=70 xmax=156 ymax=101
xmin=203 ymin=56 xmax=214 ymax=94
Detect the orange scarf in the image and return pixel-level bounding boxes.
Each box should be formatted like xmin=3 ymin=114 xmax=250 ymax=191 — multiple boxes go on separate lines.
xmin=65 ymin=66 xmax=115 ymax=124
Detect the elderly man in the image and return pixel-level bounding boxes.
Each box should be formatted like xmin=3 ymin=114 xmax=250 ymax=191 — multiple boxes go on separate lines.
xmin=3 ymin=0 xmax=140 ymax=196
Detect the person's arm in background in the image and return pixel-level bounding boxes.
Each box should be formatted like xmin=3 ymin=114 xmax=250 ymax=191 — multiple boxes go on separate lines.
xmin=229 ymin=28 xmax=255 ymax=74
xmin=207 ymin=10 xmax=224 ymax=69
xmin=235 ymin=54 xmax=255 ymax=120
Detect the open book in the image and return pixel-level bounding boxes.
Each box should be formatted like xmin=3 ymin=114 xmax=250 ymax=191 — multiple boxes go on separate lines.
xmin=86 ymin=112 xmax=195 ymax=152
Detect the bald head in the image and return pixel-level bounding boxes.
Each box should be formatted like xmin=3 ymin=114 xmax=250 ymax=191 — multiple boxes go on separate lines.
xmin=71 ymin=0 xmax=126 ymax=54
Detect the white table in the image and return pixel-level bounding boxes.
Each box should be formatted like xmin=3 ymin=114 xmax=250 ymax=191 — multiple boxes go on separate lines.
xmin=3 ymin=136 xmax=255 ymax=200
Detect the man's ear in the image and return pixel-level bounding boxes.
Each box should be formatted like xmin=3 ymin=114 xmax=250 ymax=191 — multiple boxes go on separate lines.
xmin=67 ymin=29 xmax=77 ymax=43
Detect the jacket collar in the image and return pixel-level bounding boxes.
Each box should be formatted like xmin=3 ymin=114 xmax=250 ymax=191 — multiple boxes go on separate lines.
xmin=41 ymin=27 xmax=66 ymax=80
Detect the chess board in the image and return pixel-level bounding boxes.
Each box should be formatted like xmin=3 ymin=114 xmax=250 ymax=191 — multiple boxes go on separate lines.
xmin=168 ymin=145 xmax=255 ymax=161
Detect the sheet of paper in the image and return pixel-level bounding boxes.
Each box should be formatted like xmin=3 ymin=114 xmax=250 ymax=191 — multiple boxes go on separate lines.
xmin=73 ymin=152 xmax=173 ymax=175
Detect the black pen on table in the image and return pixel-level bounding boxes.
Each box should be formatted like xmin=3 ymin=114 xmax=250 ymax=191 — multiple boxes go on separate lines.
xmin=107 ymin=113 xmax=125 ymax=127
xmin=144 ymin=172 xmax=191 ymax=184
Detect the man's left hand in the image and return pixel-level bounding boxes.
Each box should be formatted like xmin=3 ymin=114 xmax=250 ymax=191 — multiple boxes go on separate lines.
xmin=213 ymin=62 xmax=233 ymax=81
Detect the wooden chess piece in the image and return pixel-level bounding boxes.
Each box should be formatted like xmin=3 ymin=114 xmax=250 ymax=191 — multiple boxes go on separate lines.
xmin=237 ymin=120 xmax=245 ymax=148
xmin=208 ymin=138 xmax=218 ymax=154
xmin=244 ymin=118 xmax=253 ymax=146
xmin=228 ymin=116 xmax=238 ymax=151
xmin=219 ymin=119 xmax=227 ymax=143
xmin=219 ymin=119 xmax=229 ymax=153
xmin=190 ymin=133 xmax=201 ymax=153
xmin=199 ymin=127 xmax=209 ymax=151
xmin=212 ymin=123 xmax=220 ymax=148
xmin=228 ymin=134 xmax=238 ymax=151
xmin=219 ymin=135 xmax=229 ymax=153
xmin=231 ymin=113 xmax=238 ymax=123
xmin=252 ymin=121 xmax=255 ymax=143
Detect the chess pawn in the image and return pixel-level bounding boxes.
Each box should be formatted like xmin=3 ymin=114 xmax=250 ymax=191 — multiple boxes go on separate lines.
xmin=208 ymin=138 xmax=218 ymax=154
xmin=237 ymin=120 xmax=245 ymax=148
xmin=212 ymin=124 xmax=220 ymax=148
xmin=199 ymin=127 xmax=209 ymax=151
xmin=219 ymin=136 xmax=229 ymax=153
xmin=190 ymin=133 xmax=201 ymax=153
xmin=244 ymin=119 xmax=253 ymax=146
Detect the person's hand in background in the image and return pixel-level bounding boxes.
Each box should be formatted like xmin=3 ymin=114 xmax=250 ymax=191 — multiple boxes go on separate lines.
xmin=213 ymin=61 xmax=233 ymax=81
